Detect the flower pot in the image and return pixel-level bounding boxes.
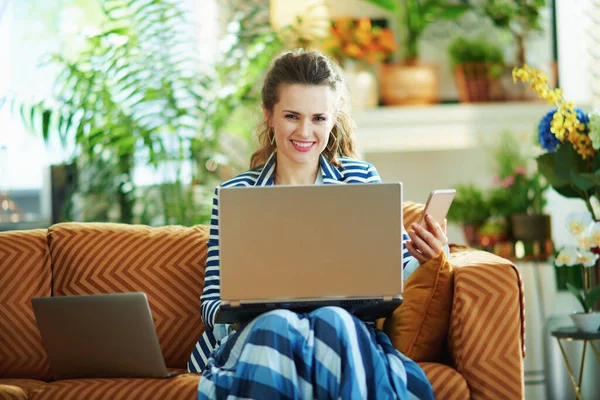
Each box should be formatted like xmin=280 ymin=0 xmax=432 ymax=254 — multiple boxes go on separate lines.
xmin=571 ymin=312 xmax=600 ymax=332
xmin=379 ymin=62 xmax=439 ymax=105
xmin=454 ymin=62 xmax=504 ymax=103
xmin=462 ymin=224 xmax=479 ymax=247
xmin=510 ymin=214 xmax=552 ymax=241
xmin=343 ymin=60 xmax=379 ymax=109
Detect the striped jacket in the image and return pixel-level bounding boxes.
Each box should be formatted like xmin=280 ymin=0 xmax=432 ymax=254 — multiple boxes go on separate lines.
xmin=188 ymin=152 xmax=418 ymax=372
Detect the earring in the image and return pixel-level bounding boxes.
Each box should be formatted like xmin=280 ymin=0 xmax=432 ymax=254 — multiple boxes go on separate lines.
xmin=327 ymin=134 xmax=338 ymax=152
xmin=269 ymin=128 xmax=276 ymax=145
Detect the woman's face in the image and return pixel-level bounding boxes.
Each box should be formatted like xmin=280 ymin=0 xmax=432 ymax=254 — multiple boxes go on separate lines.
xmin=265 ymin=83 xmax=336 ymax=167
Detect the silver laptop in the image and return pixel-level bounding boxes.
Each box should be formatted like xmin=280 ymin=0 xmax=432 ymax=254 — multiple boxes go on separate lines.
xmin=215 ymin=182 xmax=404 ymax=324
xmin=32 ymin=292 xmax=180 ymax=380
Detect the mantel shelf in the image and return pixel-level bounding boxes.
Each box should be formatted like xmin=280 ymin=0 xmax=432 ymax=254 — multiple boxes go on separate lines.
xmin=354 ymin=101 xmax=551 ymax=153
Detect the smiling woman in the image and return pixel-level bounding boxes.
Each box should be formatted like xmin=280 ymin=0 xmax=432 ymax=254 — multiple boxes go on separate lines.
xmin=187 ymin=49 xmax=451 ymax=400
xmin=268 ymin=84 xmax=336 ymax=184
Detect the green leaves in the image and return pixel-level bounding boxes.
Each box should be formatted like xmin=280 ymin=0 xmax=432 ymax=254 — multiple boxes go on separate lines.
xmin=567 ymin=283 xmax=588 ymax=312
xmin=585 ymin=285 xmax=600 ymax=312
xmin=567 ymin=282 xmax=600 ymax=313
xmin=421 ymin=2 xmax=469 ymax=22
xmin=536 ymin=143 xmax=596 ymax=199
xmin=361 ymin=0 xmax=399 ymax=13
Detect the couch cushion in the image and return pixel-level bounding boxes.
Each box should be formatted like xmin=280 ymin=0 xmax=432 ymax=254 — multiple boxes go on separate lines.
xmin=379 ymin=201 xmax=454 ymax=362
xmin=419 ymin=362 xmax=469 ymax=399
xmin=47 ymin=223 xmax=209 ymax=369
xmin=0 ymin=230 xmax=52 ymax=379
xmin=383 ymin=251 xmax=453 ymax=361
xmin=0 ymin=379 xmax=47 ymax=400
xmin=29 ymin=373 xmax=200 ymax=400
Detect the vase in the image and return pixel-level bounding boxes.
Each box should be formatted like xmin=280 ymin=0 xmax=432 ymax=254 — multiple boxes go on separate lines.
xmin=379 ymin=62 xmax=439 ymax=105
xmin=342 ymin=60 xmax=379 ymax=109
xmin=570 ymin=312 xmax=600 ymax=332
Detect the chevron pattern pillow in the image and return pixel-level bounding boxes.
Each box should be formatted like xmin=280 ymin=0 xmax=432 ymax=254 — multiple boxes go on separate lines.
xmin=47 ymin=223 xmax=209 ymax=369
xmin=0 ymin=229 xmax=52 ymax=379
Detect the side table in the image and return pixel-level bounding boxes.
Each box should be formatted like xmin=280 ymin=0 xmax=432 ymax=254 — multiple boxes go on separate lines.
xmin=550 ymin=327 xmax=600 ymax=400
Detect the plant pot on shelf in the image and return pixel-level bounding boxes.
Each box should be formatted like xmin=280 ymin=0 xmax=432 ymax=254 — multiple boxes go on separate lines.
xmin=454 ymin=62 xmax=504 ymax=103
xmin=379 ymin=62 xmax=439 ymax=105
xmin=510 ymin=214 xmax=552 ymax=241
xmin=343 ymin=60 xmax=379 ymax=109
xmin=571 ymin=312 xmax=600 ymax=332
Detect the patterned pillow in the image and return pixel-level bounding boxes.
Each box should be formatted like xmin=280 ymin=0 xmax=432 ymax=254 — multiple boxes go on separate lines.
xmin=378 ymin=202 xmax=454 ymax=362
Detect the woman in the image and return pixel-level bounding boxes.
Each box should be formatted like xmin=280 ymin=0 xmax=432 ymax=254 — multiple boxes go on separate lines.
xmin=188 ymin=49 xmax=447 ymax=399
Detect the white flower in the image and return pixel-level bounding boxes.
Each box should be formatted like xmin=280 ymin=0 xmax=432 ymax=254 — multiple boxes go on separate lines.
xmin=589 ymin=222 xmax=600 ymax=248
xmin=578 ymin=233 xmax=592 ymax=250
xmin=589 ymin=110 xmax=600 ymax=150
xmin=566 ymin=212 xmax=593 ymax=237
xmin=578 ymin=250 xmax=599 ymax=267
xmin=556 ymin=246 xmax=579 ymax=266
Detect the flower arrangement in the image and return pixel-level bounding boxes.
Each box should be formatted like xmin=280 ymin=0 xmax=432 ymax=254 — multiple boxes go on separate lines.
xmin=513 ymin=65 xmax=600 ymax=221
xmin=555 ymin=212 xmax=600 ymax=314
xmin=323 ymin=17 xmax=397 ymax=65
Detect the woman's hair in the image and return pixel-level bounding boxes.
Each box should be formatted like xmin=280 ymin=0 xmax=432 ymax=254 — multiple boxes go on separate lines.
xmin=249 ymin=49 xmax=357 ymax=169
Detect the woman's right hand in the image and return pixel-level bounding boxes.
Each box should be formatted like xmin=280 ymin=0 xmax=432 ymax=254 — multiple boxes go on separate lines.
xmin=406 ymin=214 xmax=448 ymax=265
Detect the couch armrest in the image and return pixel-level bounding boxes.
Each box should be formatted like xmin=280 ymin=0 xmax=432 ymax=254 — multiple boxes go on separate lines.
xmin=447 ymin=247 xmax=525 ymax=399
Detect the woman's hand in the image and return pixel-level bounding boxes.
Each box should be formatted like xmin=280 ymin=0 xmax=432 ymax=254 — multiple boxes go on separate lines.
xmin=406 ymin=214 xmax=448 ymax=265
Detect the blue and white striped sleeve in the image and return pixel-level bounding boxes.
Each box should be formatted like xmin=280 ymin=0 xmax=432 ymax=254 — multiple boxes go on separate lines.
xmin=200 ymin=186 xmax=222 ymax=330
xmin=365 ymin=164 xmax=418 ymax=274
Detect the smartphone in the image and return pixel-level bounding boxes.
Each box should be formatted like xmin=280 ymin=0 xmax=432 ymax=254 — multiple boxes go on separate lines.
xmin=418 ymin=189 xmax=456 ymax=227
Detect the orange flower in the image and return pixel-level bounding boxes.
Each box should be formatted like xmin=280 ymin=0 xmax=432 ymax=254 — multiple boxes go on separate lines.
xmin=355 ymin=28 xmax=373 ymax=47
xmin=356 ymin=17 xmax=372 ymax=31
xmin=343 ymin=43 xmax=363 ymax=59
xmin=377 ymin=29 xmax=397 ymax=52
xmin=325 ymin=17 xmax=397 ymax=65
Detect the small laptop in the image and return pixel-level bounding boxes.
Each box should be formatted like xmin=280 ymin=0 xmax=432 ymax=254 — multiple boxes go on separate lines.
xmin=215 ymin=182 xmax=404 ymax=324
xmin=32 ymin=292 xmax=180 ymax=380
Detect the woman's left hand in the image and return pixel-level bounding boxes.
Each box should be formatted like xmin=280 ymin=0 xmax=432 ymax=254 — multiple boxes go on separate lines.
xmin=406 ymin=214 xmax=448 ymax=265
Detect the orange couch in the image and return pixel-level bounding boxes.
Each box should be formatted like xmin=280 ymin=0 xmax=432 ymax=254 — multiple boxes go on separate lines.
xmin=0 ymin=206 xmax=526 ymax=399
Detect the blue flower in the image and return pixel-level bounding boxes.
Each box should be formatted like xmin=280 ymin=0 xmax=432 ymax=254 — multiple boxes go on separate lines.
xmin=575 ymin=107 xmax=590 ymax=127
xmin=537 ymin=107 xmax=590 ymax=152
xmin=538 ymin=108 xmax=560 ymax=152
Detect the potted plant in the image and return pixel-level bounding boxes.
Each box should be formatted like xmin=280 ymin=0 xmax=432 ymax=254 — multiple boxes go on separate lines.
xmin=448 ymin=36 xmax=505 ymax=103
xmin=477 ymin=0 xmax=547 ymax=66
xmin=363 ymin=0 xmax=469 ymax=105
xmin=447 ymin=184 xmax=491 ymax=247
xmin=485 ymin=130 xmax=550 ymax=241
xmin=323 ymin=17 xmax=397 ymax=109
xmin=15 ymin=0 xmax=284 ymax=226
xmin=555 ymin=212 xmax=600 ymax=330
xmin=476 ymin=0 xmax=547 ymax=99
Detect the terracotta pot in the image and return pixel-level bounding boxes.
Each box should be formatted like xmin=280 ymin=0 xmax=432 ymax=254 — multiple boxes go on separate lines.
xmin=461 ymin=224 xmax=479 ymax=247
xmin=509 ymin=214 xmax=552 ymax=241
xmin=379 ymin=62 xmax=439 ymax=105
xmin=454 ymin=62 xmax=504 ymax=103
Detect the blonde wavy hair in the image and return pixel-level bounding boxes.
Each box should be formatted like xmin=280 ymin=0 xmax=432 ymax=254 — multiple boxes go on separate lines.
xmin=249 ymin=49 xmax=357 ymax=169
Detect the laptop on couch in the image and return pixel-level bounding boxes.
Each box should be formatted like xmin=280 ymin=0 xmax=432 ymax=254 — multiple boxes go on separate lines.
xmin=32 ymin=292 xmax=181 ymax=380
xmin=215 ymin=182 xmax=404 ymax=324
